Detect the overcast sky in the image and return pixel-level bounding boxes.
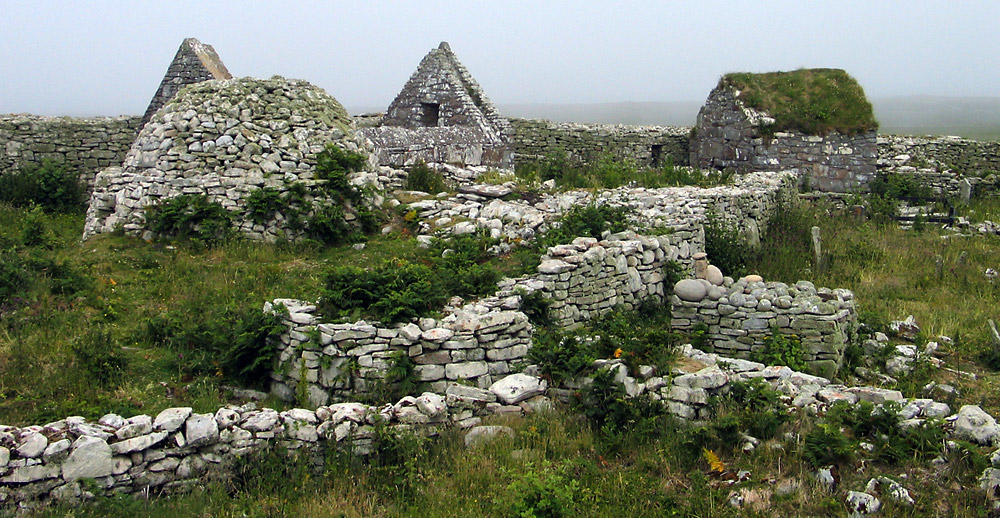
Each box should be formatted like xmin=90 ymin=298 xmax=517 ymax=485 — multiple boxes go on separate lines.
xmin=1 ymin=1 xmax=998 ymax=117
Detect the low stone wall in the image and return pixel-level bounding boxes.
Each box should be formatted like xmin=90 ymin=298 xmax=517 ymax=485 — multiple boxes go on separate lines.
xmin=877 ymin=135 xmax=1000 ymax=198
xmin=508 ymin=117 xmax=690 ymax=167
xmin=268 ymin=299 xmax=533 ymax=406
xmin=670 ymin=277 xmax=857 ymax=379
xmin=0 ymin=385 xmax=517 ymax=511
xmin=879 ymin=135 xmax=1000 ymax=175
xmin=0 ymin=115 xmax=140 ymax=193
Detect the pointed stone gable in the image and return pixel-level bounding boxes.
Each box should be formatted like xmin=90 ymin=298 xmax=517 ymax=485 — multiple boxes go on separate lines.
xmin=139 ymin=38 xmax=232 ymax=129
xmin=383 ymin=42 xmax=510 ymax=140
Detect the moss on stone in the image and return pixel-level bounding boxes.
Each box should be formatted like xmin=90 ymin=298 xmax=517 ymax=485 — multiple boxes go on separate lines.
xmin=721 ymin=68 xmax=878 ymax=136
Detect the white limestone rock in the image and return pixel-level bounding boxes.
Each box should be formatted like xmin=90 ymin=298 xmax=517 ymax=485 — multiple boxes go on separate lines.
xmin=61 ymin=436 xmax=114 ymax=481
xmin=185 ymin=413 xmax=220 ymax=448
xmin=490 ymin=373 xmax=548 ymax=405
xmin=154 ymin=407 xmax=193 ymax=432
xmin=952 ymin=405 xmax=1000 ymax=446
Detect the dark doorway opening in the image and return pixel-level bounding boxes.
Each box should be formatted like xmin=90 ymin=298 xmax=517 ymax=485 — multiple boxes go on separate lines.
xmin=420 ymin=102 xmax=440 ymax=127
xmin=651 ymin=144 xmax=664 ymax=168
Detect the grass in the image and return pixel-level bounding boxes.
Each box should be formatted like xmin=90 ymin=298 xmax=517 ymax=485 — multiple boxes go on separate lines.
xmin=746 ymin=196 xmax=1000 ymax=405
xmin=721 ymin=69 xmax=879 ymax=136
xmin=9 ymin=192 xmax=1000 ymax=516
xmin=513 ymin=151 xmax=733 ymax=191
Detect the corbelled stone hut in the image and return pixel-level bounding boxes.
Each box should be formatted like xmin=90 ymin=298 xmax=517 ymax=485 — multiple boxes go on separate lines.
xmin=689 ymin=69 xmax=878 ymax=192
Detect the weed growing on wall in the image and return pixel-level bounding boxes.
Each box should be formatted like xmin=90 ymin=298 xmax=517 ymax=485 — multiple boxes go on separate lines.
xmin=537 ymin=203 xmax=629 ymax=249
xmin=514 ymin=151 xmax=732 ymax=191
xmin=0 ymin=159 xmax=85 ymax=212
xmin=721 ymin=68 xmax=878 ymax=136
xmin=750 ymin=329 xmax=806 ymax=372
xmin=404 ymin=161 xmax=449 ymax=194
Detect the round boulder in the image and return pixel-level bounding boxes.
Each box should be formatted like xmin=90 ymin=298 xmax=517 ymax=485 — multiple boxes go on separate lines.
xmin=674 ymin=279 xmax=708 ymax=302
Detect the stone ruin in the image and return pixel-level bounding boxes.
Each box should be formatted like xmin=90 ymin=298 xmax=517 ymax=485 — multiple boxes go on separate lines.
xmin=83 ymin=76 xmax=372 ymax=241
xmin=689 ymin=69 xmax=878 ymax=193
xmin=358 ymin=42 xmax=513 ymax=171
xmin=139 ymin=38 xmax=232 ymax=130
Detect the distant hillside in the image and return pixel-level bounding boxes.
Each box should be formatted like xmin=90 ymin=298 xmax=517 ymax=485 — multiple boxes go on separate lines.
xmin=349 ymin=96 xmax=1000 ymax=141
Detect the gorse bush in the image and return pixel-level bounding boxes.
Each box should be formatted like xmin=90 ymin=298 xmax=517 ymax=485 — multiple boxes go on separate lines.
xmin=404 ymin=161 xmax=449 ymax=194
xmin=0 ymin=160 xmax=85 ymax=212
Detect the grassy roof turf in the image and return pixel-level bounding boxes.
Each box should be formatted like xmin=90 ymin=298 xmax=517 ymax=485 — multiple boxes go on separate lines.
xmin=720 ymin=68 xmax=878 ymax=136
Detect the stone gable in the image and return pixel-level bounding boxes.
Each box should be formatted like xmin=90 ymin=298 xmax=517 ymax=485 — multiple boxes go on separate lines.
xmin=140 ymin=38 xmax=232 ymax=129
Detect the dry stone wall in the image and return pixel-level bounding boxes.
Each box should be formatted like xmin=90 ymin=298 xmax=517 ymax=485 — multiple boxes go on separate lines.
xmin=0 ymin=388 xmax=512 ymax=511
xmin=878 ymin=135 xmax=1000 ymax=197
xmin=690 ymin=85 xmax=877 ymax=193
xmin=509 ymin=117 xmax=690 ymax=167
xmin=671 ymin=277 xmax=857 ymax=379
xmin=83 ymin=76 xmax=372 ymax=242
xmin=0 ymin=115 xmax=140 ymax=193
xmin=268 ymin=299 xmax=534 ymax=406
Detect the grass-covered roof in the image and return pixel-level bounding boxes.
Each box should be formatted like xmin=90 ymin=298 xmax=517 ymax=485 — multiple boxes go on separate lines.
xmin=720 ymin=68 xmax=878 ymax=136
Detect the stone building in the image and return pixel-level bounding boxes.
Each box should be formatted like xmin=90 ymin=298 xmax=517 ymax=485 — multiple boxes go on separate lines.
xmin=139 ymin=38 xmax=232 ymax=129
xmin=689 ymin=69 xmax=878 ymax=193
xmin=359 ymin=42 xmax=513 ymax=169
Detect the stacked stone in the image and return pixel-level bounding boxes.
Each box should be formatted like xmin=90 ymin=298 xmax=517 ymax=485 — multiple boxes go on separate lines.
xmin=140 ymin=38 xmax=232 ymax=129
xmin=403 ymin=171 xmax=797 ymax=258
xmin=690 ymin=84 xmax=877 ymax=193
xmin=0 ymin=384 xmax=536 ymax=509
xmin=671 ymin=275 xmax=857 ymax=379
xmin=360 ymin=125 xmax=508 ymax=168
xmin=508 ymin=118 xmax=690 ymax=167
xmin=878 ymin=135 xmax=1000 ymax=176
xmin=83 ymin=76 xmax=374 ymax=241
xmin=267 ymin=299 xmax=533 ymax=406
xmin=534 ymin=234 xmax=673 ymax=327
xmin=0 ymin=115 xmax=140 ymax=194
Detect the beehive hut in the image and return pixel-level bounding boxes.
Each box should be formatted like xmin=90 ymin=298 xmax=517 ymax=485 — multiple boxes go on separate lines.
xmin=689 ymin=69 xmax=878 ymax=192
xmin=83 ymin=76 xmax=373 ymax=242
xmin=359 ymin=42 xmax=513 ymax=169
xmin=140 ymin=38 xmax=233 ymax=129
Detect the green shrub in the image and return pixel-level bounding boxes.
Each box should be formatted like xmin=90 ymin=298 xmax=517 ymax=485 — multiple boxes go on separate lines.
xmin=527 ymin=330 xmax=595 ymax=384
xmin=404 ymin=161 xmax=449 ymax=194
xmin=315 ymin=143 xmax=367 ymax=199
xmin=0 ymin=160 xmax=85 ymax=212
xmin=146 ymin=194 xmax=233 ymax=244
xmin=318 ymin=234 xmax=501 ymax=324
xmin=139 ymin=303 xmax=286 ymax=387
xmin=245 ymin=187 xmax=284 ymax=223
xmin=538 ymin=204 xmax=630 ymax=249
xmin=750 ymin=329 xmax=806 ymax=371
xmin=720 ymin=377 xmax=788 ymax=440
xmin=803 ymin=423 xmax=856 ymax=467
xmin=703 ymin=217 xmax=752 ymax=277
xmin=577 ymin=368 xmax=667 ymax=447
xmin=0 ymin=248 xmax=31 ymax=300
xmin=509 ymin=462 xmax=581 ymax=518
